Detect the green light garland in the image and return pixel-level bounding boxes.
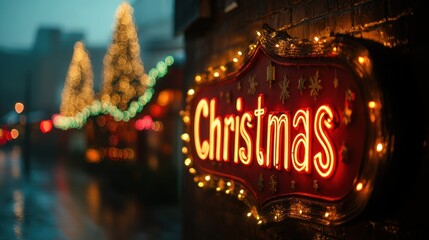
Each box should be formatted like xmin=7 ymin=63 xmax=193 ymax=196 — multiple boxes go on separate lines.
xmin=53 ymin=56 xmax=174 ymax=130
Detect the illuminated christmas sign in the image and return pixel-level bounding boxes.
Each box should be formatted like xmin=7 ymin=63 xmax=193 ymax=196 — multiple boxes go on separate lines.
xmin=182 ymin=27 xmax=390 ymax=226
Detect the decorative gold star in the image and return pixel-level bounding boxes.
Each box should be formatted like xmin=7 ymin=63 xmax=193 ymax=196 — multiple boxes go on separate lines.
xmin=343 ymin=89 xmax=355 ymax=126
xmin=291 ymin=180 xmax=296 ymax=190
xmin=258 ymin=173 xmax=264 ymax=192
xmin=309 ymin=70 xmax=322 ymax=100
xmin=343 ymin=107 xmax=352 ymax=126
xmin=248 ymin=74 xmax=258 ymax=95
xmin=270 ymin=174 xmax=278 ymax=193
xmin=345 ymin=89 xmax=355 ymax=101
xmin=313 ymin=180 xmax=319 ymax=192
xmin=297 ymin=75 xmax=306 ymax=95
xmin=333 ymin=76 xmax=339 ymax=88
xmin=279 ymin=75 xmax=290 ymax=104
xmin=267 ymin=62 xmax=275 ymax=88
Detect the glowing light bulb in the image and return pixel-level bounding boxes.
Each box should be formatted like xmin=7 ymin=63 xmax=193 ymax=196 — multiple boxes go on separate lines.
xmin=195 ymin=75 xmax=202 ymax=82
xmin=376 ymin=143 xmax=383 ymax=152
xmin=356 ymin=182 xmax=364 ymax=191
xmin=358 ymin=56 xmax=365 ymax=64
xmin=187 ymin=89 xmax=195 ymax=96
xmin=368 ymin=101 xmax=377 ymax=109
xmin=183 ymin=116 xmax=190 ymax=124
xmin=181 ymin=133 xmax=190 ymax=142
xmin=184 ymin=158 xmax=192 ymax=166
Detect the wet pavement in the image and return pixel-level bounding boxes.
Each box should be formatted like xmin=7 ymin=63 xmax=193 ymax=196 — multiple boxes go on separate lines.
xmin=0 ymin=146 xmax=182 ymax=240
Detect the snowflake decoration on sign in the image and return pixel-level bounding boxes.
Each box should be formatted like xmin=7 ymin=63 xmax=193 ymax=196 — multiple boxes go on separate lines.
xmin=279 ymin=75 xmax=290 ymax=103
xmin=309 ymin=70 xmax=322 ymax=100
xmin=270 ymin=174 xmax=278 ymax=193
xmin=248 ymin=74 xmax=258 ymax=95
xmin=297 ymin=75 xmax=306 ymax=95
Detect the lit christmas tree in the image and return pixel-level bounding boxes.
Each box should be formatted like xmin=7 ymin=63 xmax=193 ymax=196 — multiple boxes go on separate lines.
xmin=60 ymin=41 xmax=94 ymax=117
xmin=101 ymin=2 xmax=149 ymax=111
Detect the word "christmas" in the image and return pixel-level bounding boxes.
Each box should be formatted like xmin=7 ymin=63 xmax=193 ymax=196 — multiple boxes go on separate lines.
xmin=193 ymin=94 xmax=339 ymax=178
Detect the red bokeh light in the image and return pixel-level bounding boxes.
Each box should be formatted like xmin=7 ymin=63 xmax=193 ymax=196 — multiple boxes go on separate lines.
xmin=40 ymin=120 xmax=53 ymax=133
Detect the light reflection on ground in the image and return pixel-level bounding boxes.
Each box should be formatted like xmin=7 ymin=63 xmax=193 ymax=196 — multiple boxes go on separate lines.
xmin=0 ymin=145 xmax=182 ymax=240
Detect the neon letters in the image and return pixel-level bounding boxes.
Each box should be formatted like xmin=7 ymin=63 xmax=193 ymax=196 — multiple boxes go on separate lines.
xmin=193 ymin=94 xmax=339 ymax=179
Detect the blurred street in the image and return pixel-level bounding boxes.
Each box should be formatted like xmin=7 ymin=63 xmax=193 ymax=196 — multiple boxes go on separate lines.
xmin=0 ymin=145 xmax=182 ymax=240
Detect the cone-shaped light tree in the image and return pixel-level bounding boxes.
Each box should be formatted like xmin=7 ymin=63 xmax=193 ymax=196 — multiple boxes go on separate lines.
xmin=60 ymin=41 xmax=95 ymax=117
xmin=101 ymin=2 xmax=148 ymax=111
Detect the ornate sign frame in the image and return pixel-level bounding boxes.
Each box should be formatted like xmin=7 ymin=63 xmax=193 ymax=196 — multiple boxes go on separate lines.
xmin=181 ymin=25 xmax=391 ymax=226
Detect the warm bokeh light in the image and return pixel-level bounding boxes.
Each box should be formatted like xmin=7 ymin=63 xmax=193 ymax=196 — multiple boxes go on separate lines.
xmin=135 ymin=115 xmax=153 ymax=131
xmin=184 ymin=158 xmax=192 ymax=166
xmin=368 ymin=101 xmax=377 ymax=109
xmin=15 ymin=102 xmax=24 ymax=114
xmin=40 ymin=120 xmax=53 ymax=133
xmin=187 ymin=89 xmax=195 ymax=96
xmin=149 ymin=104 xmax=164 ymax=118
xmin=358 ymin=56 xmax=365 ymax=64
xmin=10 ymin=129 xmax=19 ymax=139
xmin=195 ymin=75 xmax=202 ymax=82
xmin=356 ymin=182 xmax=364 ymax=191
xmin=376 ymin=143 xmax=383 ymax=152
xmin=157 ymin=90 xmax=173 ymax=106
xmin=86 ymin=149 xmax=101 ymax=163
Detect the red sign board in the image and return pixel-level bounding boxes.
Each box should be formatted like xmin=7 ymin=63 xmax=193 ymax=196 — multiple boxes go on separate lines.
xmin=182 ymin=32 xmax=388 ymax=226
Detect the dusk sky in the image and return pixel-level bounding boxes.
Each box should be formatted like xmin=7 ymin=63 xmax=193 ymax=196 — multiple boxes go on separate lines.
xmin=0 ymin=0 xmax=129 ymax=49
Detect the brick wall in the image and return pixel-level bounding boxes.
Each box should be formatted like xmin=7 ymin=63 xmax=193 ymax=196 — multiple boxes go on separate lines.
xmin=183 ymin=0 xmax=417 ymax=79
